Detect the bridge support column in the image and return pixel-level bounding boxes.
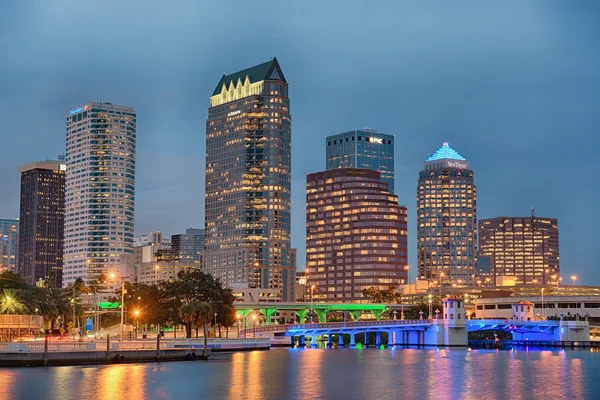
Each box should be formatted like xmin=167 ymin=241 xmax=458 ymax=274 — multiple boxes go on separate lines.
xmin=327 ymin=334 xmax=333 ymax=348
xmin=375 ymin=332 xmax=381 ymax=346
xmin=371 ymin=309 xmax=385 ymax=321
xmin=387 ymin=330 xmax=394 ymax=348
xmin=259 ymin=308 xmax=277 ymax=326
xmin=295 ymin=309 xmax=309 ymax=324
xmin=364 ymin=332 xmax=370 ymax=348
xmin=299 ymin=335 xmax=306 ymax=348
xmin=310 ymin=335 xmax=317 ymax=348
xmin=338 ymin=334 xmax=344 ymax=348
xmin=315 ymin=309 xmax=328 ymax=323
xmin=350 ymin=312 xmax=361 ymax=322
xmin=290 ymin=336 xmax=295 ymax=348
xmin=350 ymin=333 xmax=356 ymax=347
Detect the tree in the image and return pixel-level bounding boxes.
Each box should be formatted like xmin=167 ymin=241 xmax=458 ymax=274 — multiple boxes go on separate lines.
xmin=179 ymin=303 xmax=197 ymax=338
xmin=216 ymin=303 xmax=237 ymax=338
xmin=193 ymin=302 xmax=213 ymax=338
xmin=0 ymin=289 xmax=26 ymax=314
xmin=0 ymin=271 xmax=27 ymax=290
xmin=362 ymin=286 xmax=402 ymax=304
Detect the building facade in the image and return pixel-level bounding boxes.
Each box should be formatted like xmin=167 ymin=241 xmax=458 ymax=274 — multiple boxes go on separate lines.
xmin=0 ymin=219 xmax=19 ymax=273
xmin=306 ymin=168 xmax=408 ymax=303
xmin=63 ymin=102 xmax=136 ymax=286
xmin=203 ymin=58 xmax=295 ymax=301
xmin=479 ymin=216 xmax=560 ymax=285
xmin=17 ymin=160 xmax=66 ymax=287
xmin=417 ymin=142 xmax=477 ymax=286
xmin=171 ymin=228 xmax=204 ymax=263
xmin=326 ymin=129 xmax=395 ymax=193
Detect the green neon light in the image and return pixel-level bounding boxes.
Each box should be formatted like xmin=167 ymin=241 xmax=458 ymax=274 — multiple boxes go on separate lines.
xmin=97 ymin=302 xmax=119 ymax=309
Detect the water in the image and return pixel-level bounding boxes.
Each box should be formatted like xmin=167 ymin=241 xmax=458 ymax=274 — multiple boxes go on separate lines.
xmin=1 ymin=348 xmax=599 ymax=399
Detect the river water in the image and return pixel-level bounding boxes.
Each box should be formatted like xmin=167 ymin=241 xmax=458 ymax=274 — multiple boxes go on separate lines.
xmin=1 ymin=348 xmax=599 ymax=400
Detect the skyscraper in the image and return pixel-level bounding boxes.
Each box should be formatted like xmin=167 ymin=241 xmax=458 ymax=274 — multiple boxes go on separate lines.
xmin=0 ymin=219 xmax=19 ymax=273
xmin=17 ymin=160 xmax=66 ymax=287
xmin=306 ymin=169 xmax=408 ymax=302
xmin=479 ymin=216 xmax=559 ymax=285
xmin=171 ymin=228 xmax=204 ymax=263
xmin=417 ymin=142 xmax=477 ymax=286
xmin=203 ymin=58 xmax=295 ymax=301
xmin=326 ymin=129 xmax=395 ymax=193
xmin=63 ymin=102 xmax=136 ymax=286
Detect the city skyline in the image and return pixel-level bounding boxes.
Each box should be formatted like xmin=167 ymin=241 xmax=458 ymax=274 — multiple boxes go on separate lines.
xmin=1 ymin=2 xmax=599 ymax=284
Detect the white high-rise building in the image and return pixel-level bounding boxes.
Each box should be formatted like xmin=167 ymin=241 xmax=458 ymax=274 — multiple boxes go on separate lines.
xmin=63 ymin=102 xmax=136 ymax=286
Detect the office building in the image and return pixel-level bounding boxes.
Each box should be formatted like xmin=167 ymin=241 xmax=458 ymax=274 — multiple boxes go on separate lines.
xmin=479 ymin=216 xmax=560 ymax=285
xmin=17 ymin=160 xmax=66 ymax=287
xmin=134 ymin=231 xmax=163 ymax=247
xmin=171 ymin=228 xmax=204 ymax=263
xmin=63 ymin=102 xmax=136 ymax=286
xmin=203 ymin=58 xmax=295 ymax=301
xmin=0 ymin=219 xmax=19 ymax=273
xmin=417 ymin=142 xmax=477 ymax=286
xmin=306 ymin=168 xmax=408 ymax=302
xmin=326 ymin=129 xmax=395 ymax=193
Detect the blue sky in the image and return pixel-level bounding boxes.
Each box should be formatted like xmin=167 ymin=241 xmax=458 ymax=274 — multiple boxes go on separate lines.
xmin=1 ymin=1 xmax=599 ymax=282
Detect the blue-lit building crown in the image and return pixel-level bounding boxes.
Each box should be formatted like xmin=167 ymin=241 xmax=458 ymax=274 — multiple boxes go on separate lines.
xmin=426 ymin=142 xmax=466 ymax=162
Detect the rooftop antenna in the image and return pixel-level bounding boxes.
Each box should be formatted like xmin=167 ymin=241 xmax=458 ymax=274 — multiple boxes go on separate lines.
xmin=531 ymin=207 xmax=535 ymax=218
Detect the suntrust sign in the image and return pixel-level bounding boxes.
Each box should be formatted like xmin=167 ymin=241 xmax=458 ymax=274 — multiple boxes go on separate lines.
xmin=445 ymin=160 xmax=469 ymax=169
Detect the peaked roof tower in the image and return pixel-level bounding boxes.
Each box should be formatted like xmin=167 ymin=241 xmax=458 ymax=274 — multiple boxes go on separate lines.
xmin=426 ymin=142 xmax=467 ymax=162
xmin=212 ymin=57 xmax=286 ymax=96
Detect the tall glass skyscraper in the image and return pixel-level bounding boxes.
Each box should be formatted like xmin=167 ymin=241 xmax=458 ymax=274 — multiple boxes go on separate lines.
xmin=17 ymin=160 xmax=66 ymax=287
xmin=204 ymin=58 xmax=295 ymax=301
xmin=63 ymin=102 xmax=136 ymax=286
xmin=326 ymin=129 xmax=395 ymax=193
xmin=0 ymin=219 xmax=19 ymax=273
xmin=417 ymin=142 xmax=477 ymax=286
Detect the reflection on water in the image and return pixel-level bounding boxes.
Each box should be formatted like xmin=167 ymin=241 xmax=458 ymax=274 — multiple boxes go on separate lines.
xmin=1 ymin=348 xmax=600 ymax=399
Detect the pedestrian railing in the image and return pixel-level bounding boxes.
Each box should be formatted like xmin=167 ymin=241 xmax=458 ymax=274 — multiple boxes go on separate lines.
xmin=241 ymin=319 xmax=433 ymax=335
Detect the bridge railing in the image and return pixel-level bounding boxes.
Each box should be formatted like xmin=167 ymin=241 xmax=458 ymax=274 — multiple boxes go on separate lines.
xmin=243 ymin=319 xmax=431 ymax=334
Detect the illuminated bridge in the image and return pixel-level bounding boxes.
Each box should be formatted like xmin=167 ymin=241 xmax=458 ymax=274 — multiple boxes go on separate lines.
xmin=236 ymin=298 xmax=589 ymax=347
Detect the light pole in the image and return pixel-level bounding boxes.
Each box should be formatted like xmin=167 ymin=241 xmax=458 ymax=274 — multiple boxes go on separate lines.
xmin=214 ymin=312 xmax=218 ymax=338
xmin=310 ymin=285 xmax=315 ymax=323
xmin=428 ymin=294 xmax=432 ymax=319
xmin=110 ymin=273 xmax=126 ymax=342
xmin=541 ymin=287 xmax=545 ymax=320
xmin=134 ymin=310 xmax=139 ymax=339
xmin=571 ymin=275 xmax=577 ymax=286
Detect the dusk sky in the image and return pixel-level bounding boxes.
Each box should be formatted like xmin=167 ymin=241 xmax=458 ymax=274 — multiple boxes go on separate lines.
xmin=1 ymin=2 xmax=599 ymax=282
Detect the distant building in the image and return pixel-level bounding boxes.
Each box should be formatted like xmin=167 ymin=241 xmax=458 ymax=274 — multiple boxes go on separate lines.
xmin=306 ymin=168 xmax=408 ymax=302
xmin=479 ymin=216 xmax=560 ymax=285
xmin=171 ymin=228 xmax=204 ymax=263
xmin=17 ymin=160 xmax=66 ymax=287
xmin=203 ymin=58 xmax=295 ymax=301
xmin=134 ymin=231 xmax=164 ymax=247
xmin=63 ymin=102 xmax=136 ymax=286
xmin=417 ymin=142 xmax=477 ymax=286
xmin=137 ymin=261 xmax=199 ymax=285
xmin=0 ymin=219 xmax=19 ymax=273
xmin=326 ymin=129 xmax=395 ymax=193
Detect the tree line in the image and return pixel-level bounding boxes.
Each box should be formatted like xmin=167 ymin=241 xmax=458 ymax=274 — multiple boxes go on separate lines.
xmin=0 ymin=269 xmax=237 ymax=338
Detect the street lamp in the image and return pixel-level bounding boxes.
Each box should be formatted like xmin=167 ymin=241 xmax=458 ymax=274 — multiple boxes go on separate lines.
xmin=214 ymin=312 xmax=218 ymax=338
xmin=134 ymin=310 xmax=140 ymax=339
xmin=428 ymin=294 xmax=432 ymax=319
xmin=541 ymin=287 xmax=545 ymax=320
xmin=109 ymin=273 xmax=126 ymax=342
xmin=571 ymin=275 xmax=577 ymax=286
xmin=310 ymin=285 xmax=315 ymax=323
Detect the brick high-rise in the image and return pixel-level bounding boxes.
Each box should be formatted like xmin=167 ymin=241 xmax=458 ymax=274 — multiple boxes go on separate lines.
xmin=306 ymin=168 xmax=408 ymax=302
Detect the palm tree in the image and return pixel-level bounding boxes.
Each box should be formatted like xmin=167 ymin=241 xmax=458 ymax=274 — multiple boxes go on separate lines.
xmin=0 ymin=289 xmax=26 ymax=314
